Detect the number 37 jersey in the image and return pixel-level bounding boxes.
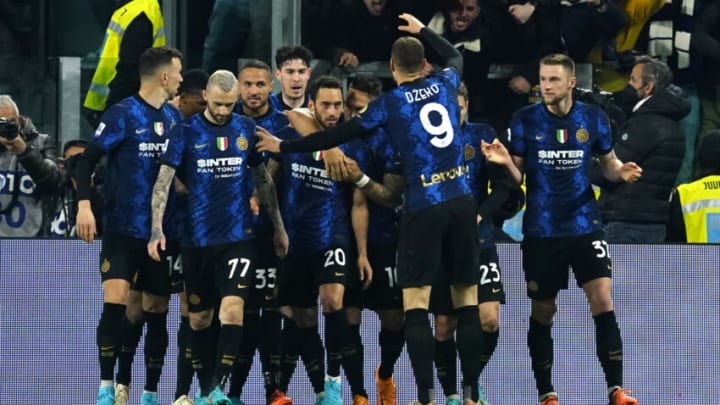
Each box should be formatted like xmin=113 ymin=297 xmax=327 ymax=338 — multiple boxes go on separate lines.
xmin=356 ymin=68 xmax=471 ymax=213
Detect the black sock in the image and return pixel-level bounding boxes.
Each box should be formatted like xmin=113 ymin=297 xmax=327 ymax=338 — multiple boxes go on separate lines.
xmin=434 ymin=338 xmax=457 ymax=397
xmin=479 ymin=329 xmax=499 ymax=374
xmin=259 ymin=309 xmax=282 ymax=395
xmin=298 ymin=325 xmax=326 ymax=394
xmin=528 ymin=317 xmax=554 ymax=396
xmin=192 ymin=325 xmax=218 ymax=395
xmin=378 ymin=327 xmax=404 ymax=379
xmin=278 ymin=316 xmax=301 ymax=392
xmin=456 ymin=306 xmax=482 ymax=402
xmin=228 ymin=313 xmax=258 ymax=397
xmin=213 ymin=324 xmax=243 ymax=390
xmin=593 ymin=311 xmax=623 ymax=388
xmin=97 ymin=303 xmax=125 ymax=381
xmin=175 ymin=316 xmax=194 ymax=399
xmin=343 ymin=323 xmax=367 ymax=397
xmin=115 ymin=313 xmax=144 ymax=386
xmin=324 ymin=309 xmax=350 ymax=378
xmin=143 ymin=311 xmax=168 ymax=392
xmin=404 ymin=308 xmax=434 ymax=404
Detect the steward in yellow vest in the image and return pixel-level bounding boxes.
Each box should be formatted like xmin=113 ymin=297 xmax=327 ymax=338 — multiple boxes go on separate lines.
xmin=84 ymin=0 xmax=165 ymax=114
xmin=667 ymin=130 xmax=720 ymax=243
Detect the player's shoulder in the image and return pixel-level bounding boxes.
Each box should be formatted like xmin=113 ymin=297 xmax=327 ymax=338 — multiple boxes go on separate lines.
xmin=464 ymin=122 xmax=496 ymax=143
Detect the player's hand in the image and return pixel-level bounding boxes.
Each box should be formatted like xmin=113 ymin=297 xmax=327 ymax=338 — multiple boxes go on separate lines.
xmin=481 ymin=138 xmax=512 ymax=166
xmin=76 ymin=201 xmax=97 ymax=243
xmin=255 ymin=126 xmax=282 ymax=153
xmin=323 ymin=148 xmax=348 ymax=181
xmin=343 ymin=156 xmax=364 ymax=183
xmin=620 ymin=161 xmax=642 ymax=183
xmin=147 ymin=227 xmax=166 ymax=262
xmin=338 ymin=51 xmax=359 ymax=68
xmin=357 ymin=254 xmax=373 ymax=290
xmin=508 ymin=2 xmax=536 ymax=25
xmin=274 ymin=228 xmax=289 ymax=258
xmin=398 ymin=13 xmax=425 ymax=34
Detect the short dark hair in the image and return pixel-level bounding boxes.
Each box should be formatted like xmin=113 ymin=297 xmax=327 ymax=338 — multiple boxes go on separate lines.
xmin=696 ymin=130 xmax=720 ymax=176
xmin=178 ymin=68 xmax=209 ymax=95
xmin=139 ymin=46 xmax=182 ymax=78
xmin=635 ymin=55 xmax=673 ymax=90
xmin=275 ymin=45 xmax=313 ymax=69
xmin=349 ymin=74 xmax=382 ymax=98
xmin=239 ymin=59 xmax=272 ymax=76
xmin=391 ymin=36 xmax=425 ymax=74
xmin=457 ymin=81 xmax=469 ymax=101
xmin=309 ymin=75 xmax=343 ymax=101
xmin=63 ymin=139 xmax=88 ymax=155
xmin=540 ymin=53 xmax=575 ymax=76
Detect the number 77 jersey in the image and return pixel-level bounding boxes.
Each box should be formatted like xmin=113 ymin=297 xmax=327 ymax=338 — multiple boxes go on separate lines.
xmin=355 ymin=68 xmax=471 ymax=214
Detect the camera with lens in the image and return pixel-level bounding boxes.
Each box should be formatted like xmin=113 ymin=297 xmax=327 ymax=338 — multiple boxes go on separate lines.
xmin=0 ymin=117 xmax=20 ymax=140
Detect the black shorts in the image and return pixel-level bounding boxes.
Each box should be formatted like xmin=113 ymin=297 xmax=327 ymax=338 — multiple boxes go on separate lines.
xmin=521 ymin=231 xmax=612 ymax=300
xmin=397 ymin=195 xmax=480 ymax=288
xmin=362 ymin=243 xmax=403 ymax=311
xmin=277 ymin=245 xmax=349 ymax=308
xmin=181 ymin=240 xmax=256 ymax=313
xmin=99 ymin=233 xmax=178 ymax=296
xmin=430 ymin=247 xmax=506 ymax=315
xmin=246 ymin=240 xmax=280 ymax=311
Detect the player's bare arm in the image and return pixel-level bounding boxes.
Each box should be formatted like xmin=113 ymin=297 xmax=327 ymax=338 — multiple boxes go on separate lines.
xmin=598 ymin=150 xmax=643 ymax=183
xmin=351 ymin=188 xmax=373 ymax=289
xmin=481 ymin=138 xmax=524 ymax=185
xmin=255 ymin=125 xmax=282 ymax=153
xmin=287 ymin=107 xmax=349 ymax=181
xmin=147 ymin=164 xmax=175 ymax=261
xmin=346 ymin=157 xmax=403 ymax=209
xmin=250 ymin=163 xmax=289 ymax=258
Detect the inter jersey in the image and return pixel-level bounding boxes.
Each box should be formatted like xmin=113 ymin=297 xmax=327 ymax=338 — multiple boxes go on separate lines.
xmin=356 ymin=68 xmax=471 ymax=213
xmin=508 ymin=101 xmax=613 ymax=238
xmin=269 ymin=92 xmax=309 ymax=111
xmin=237 ymin=106 xmax=290 ymax=242
xmin=364 ymin=128 xmax=401 ymax=245
xmin=92 ymin=95 xmax=183 ymax=239
xmin=162 ymin=112 xmax=263 ymax=247
xmin=273 ymin=127 xmax=368 ymax=255
xmin=461 ymin=122 xmax=499 ymax=248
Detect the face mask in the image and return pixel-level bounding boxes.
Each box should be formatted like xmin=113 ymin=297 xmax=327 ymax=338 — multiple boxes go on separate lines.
xmin=614 ymin=84 xmax=641 ymax=114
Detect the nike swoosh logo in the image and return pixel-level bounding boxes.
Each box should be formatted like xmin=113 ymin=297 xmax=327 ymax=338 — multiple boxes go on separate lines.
xmin=100 ymin=346 xmax=114 ymax=350
xmin=492 ymin=288 xmax=501 ymax=293
xmin=135 ymin=128 xmax=148 ymax=134
xmin=195 ymin=143 xmax=208 ymax=149
xmin=237 ymin=284 xmax=248 ymax=289
xmin=334 ymin=272 xmax=345 ymax=277
xmin=171 ymin=281 xmax=183 ymax=286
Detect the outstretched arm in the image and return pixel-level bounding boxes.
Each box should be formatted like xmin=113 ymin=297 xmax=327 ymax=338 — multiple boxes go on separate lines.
xmin=148 ymin=164 xmax=176 ymax=261
xmin=398 ymin=13 xmax=463 ymax=74
xmin=598 ymin=149 xmax=642 ymax=183
xmin=286 ymin=108 xmax=349 ymax=180
xmin=481 ymin=138 xmax=524 ymax=185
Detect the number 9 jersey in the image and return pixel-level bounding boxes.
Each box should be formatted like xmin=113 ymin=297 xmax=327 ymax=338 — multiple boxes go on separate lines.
xmin=355 ymin=67 xmax=471 ymax=214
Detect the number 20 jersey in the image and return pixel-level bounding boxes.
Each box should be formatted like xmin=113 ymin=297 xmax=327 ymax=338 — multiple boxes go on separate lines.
xmin=356 ymin=68 xmax=471 ymax=214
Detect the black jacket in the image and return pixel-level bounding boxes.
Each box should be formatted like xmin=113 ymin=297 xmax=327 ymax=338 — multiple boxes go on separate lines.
xmin=595 ymin=85 xmax=690 ymax=224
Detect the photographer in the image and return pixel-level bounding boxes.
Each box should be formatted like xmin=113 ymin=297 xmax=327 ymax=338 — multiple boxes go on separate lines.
xmin=0 ymin=95 xmax=63 ymax=237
